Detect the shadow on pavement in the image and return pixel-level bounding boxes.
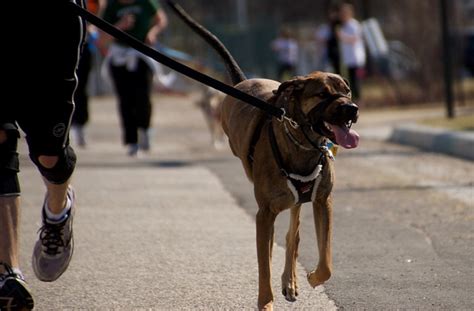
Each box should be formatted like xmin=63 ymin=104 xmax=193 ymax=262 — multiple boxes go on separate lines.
xmin=338 ymin=148 xmax=419 ymax=158
xmin=76 ymin=159 xmax=192 ymax=169
xmin=336 ymin=182 xmax=473 ymax=193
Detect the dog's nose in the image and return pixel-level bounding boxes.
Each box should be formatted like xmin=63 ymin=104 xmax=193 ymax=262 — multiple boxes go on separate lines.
xmin=339 ymin=103 xmax=359 ymax=119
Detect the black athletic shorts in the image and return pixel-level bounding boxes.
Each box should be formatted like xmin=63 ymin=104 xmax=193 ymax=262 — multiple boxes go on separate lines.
xmin=1 ymin=0 xmax=86 ymax=156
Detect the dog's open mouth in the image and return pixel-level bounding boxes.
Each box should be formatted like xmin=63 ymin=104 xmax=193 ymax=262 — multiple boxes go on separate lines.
xmin=322 ymin=120 xmax=360 ymax=149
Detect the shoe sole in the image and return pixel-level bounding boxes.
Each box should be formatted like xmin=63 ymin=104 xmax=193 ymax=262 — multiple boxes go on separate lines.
xmin=0 ymin=278 xmax=34 ymax=311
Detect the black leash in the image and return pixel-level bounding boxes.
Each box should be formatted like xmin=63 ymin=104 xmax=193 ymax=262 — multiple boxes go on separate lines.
xmin=65 ymin=1 xmax=284 ymax=119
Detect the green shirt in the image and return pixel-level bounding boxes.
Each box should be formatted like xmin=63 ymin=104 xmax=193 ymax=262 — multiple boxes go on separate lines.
xmin=103 ymin=0 xmax=161 ymax=43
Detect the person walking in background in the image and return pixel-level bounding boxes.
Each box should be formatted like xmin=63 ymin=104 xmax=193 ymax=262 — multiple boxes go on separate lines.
xmin=100 ymin=0 xmax=168 ymax=157
xmin=0 ymin=2 xmax=85 ymax=309
xmin=271 ymin=27 xmax=299 ymax=81
xmin=315 ymin=4 xmax=342 ymax=74
xmin=337 ymin=2 xmax=366 ymax=100
xmin=71 ymin=0 xmax=105 ymax=148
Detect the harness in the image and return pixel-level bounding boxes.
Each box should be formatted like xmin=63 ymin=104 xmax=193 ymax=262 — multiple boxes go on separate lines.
xmin=247 ymin=93 xmax=344 ymax=204
xmin=269 ymin=121 xmax=332 ymax=204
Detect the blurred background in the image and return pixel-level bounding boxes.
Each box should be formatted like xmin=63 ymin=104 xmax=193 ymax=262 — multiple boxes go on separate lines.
xmin=160 ymin=0 xmax=474 ymax=109
xmin=90 ymin=0 xmax=474 ymax=113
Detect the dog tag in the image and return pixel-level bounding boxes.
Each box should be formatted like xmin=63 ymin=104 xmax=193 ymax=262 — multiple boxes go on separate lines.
xmin=326 ymin=141 xmax=338 ymax=159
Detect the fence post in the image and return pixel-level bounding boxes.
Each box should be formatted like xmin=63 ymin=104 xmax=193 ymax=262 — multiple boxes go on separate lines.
xmin=440 ymin=0 xmax=455 ymax=118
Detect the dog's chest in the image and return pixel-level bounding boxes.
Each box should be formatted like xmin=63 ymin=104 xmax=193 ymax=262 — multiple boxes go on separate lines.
xmin=285 ymin=164 xmax=323 ymax=204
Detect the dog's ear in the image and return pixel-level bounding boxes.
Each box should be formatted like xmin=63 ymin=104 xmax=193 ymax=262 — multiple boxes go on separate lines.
xmin=271 ymin=77 xmax=307 ymax=110
xmin=272 ymin=77 xmax=306 ymax=97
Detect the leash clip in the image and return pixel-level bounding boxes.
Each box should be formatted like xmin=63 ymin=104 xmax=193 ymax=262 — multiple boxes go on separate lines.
xmin=277 ymin=108 xmax=299 ymax=129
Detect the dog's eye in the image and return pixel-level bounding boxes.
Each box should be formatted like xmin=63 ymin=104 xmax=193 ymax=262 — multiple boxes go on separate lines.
xmin=317 ymin=92 xmax=329 ymax=98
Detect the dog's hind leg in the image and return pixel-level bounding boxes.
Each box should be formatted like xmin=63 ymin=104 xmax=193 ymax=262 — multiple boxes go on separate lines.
xmin=307 ymin=196 xmax=333 ymax=288
xmin=256 ymin=207 xmax=277 ymax=311
xmin=281 ymin=204 xmax=301 ymax=302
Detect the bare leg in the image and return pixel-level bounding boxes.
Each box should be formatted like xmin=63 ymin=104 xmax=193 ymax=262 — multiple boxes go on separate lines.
xmin=281 ymin=204 xmax=301 ymax=301
xmin=38 ymin=156 xmax=70 ymax=214
xmin=256 ymin=207 xmax=277 ymax=310
xmin=307 ymin=196 xmax=333 ymax=287
xmin=0 ymin=198 xmax=34 ymax=311
xmin=0 ymin=130 xmax=21 ymax=273
xmin=0 ymin=196 xmax=20 ymax=273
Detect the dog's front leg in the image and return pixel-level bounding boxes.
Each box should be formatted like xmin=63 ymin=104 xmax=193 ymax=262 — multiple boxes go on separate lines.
xmin=281 ymin=204 xmax=301 ymax=302
xmin=256 ymin=207 xmax=277 ymax=310
xmin=307 ymin=196 xmax=333 ymax=288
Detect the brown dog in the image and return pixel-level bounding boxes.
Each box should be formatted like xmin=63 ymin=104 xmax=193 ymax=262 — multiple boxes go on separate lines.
xmin=167 ymin=2 xmax=360 ymax=310
xmin=222 ymin=74 xmax=359 ymax=310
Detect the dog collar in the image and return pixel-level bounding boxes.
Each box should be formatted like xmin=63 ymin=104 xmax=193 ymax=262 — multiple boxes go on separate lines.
xmin=283 ymin=122 xmax=314 ymax=151
xmin=282 ymin=119 xmax=336 ymax=159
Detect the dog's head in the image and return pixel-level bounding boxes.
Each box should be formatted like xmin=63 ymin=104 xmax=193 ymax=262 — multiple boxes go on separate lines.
xmin=274 ymin=71 xmax=360 ymax=149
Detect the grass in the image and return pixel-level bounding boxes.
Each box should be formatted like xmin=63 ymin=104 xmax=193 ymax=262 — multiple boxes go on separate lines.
xmin=419 ymin=114 xmax=474 ymax=131
xmin=360 ymin=77 xmax=474 ymax=108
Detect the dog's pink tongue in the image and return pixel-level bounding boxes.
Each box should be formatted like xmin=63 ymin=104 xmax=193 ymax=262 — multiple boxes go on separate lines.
xmin=330 ymin=124 xmax=360 ymax=149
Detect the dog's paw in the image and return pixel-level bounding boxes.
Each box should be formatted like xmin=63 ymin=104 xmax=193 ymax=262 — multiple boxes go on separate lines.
xmin=281 ymin=282 xmax=298 ymax=302
xmin=258 ymin=302 xmax=274 ymax=311
xmin=307 ymin=268 xmax=331 ymax=288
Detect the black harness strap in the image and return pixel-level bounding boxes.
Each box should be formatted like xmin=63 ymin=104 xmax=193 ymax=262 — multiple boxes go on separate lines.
xmin=66 ymin=1 xmax=284 ymax=119
xmin=248 ymin=117 xmax=270 ymax=166
xmin=268 ymin=121 xmax=324 ymax=204
xmin=268 ymin=122 xmax=290 ymax=178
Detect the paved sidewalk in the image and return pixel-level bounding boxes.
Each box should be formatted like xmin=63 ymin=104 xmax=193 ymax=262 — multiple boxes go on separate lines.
xmin=16 ymin=94 xmax=336 ymax=310
xmin=356 ymin=105 xmax=474 ymax=160
xmin=390 ymin=124 xmax=474 ymax=161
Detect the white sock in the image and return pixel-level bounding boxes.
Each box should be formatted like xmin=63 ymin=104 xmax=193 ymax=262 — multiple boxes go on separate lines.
xmin=0 ymin=267 xmax=24 ymax=285
xmin=45 ymin=195 xmax=72 ymax=222
xmin=12 ymin=268 xmax=24 ymax=279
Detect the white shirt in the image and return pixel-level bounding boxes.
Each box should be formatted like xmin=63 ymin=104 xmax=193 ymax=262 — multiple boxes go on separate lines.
xmin=101 ymin=43 xmax=176 ymax=89
xmin=271 ymin=38 xmax=299 ymax=65
xmin=316 ymin=23 xmax=331 ymax=41
xmin=339 ymin=18 xmax=366 ymax=67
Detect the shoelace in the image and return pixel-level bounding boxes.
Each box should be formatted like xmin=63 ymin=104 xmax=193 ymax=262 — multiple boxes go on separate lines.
xmin=38 ymin=218 xmax=68 ymax=256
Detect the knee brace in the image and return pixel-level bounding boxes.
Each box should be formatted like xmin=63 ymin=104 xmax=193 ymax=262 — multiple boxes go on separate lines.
xmin=30 ymin=145 xmax=77 ymax=184
xmin=0 ymin=126 xmax=21 ymax=196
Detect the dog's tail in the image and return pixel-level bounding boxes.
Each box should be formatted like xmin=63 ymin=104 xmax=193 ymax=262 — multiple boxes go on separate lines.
xmin=165 ymin=0 xmax=246 ymax=85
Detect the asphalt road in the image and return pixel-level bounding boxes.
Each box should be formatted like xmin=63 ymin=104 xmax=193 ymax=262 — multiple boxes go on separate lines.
xmin=15 ymin=93 xmax=473 ymax=310
xmin=162 ymin=94 xmax=473 ymax=310
xmin=204 ymin=105 xmax=473 ymax=310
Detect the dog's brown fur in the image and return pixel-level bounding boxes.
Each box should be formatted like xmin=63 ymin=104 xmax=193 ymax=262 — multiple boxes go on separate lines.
xmin=222 ymin=74 xmax=354 ymax=310
xmin=167 ymin=2 xmax=359 ymax=310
